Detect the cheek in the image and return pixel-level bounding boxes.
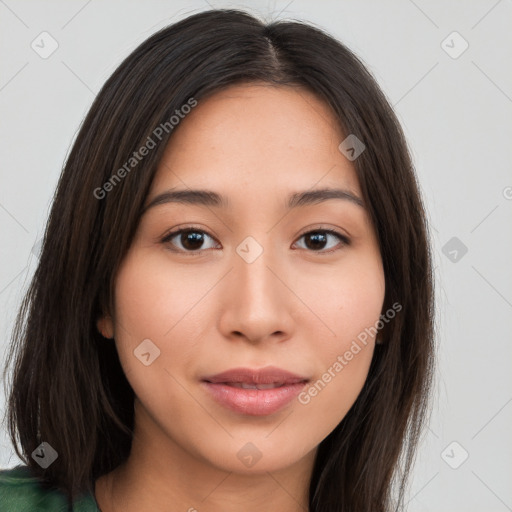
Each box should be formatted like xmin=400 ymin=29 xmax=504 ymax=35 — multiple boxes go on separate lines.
xmin=113 ymin=250 xmax=215 ymax=340
xmin=295 ymin=253 xmax=384 ymax=416
xmin=110 ymin=251 xmax=213 ymax=388
xmin=302 ymin=250 xmax=385 ymax=344
xmin=296 ymin=344 xmax=374 ymax=447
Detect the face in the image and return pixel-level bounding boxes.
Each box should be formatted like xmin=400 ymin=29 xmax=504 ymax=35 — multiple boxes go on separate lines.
xmin=98 ymin=83 xmax=385 ymax=475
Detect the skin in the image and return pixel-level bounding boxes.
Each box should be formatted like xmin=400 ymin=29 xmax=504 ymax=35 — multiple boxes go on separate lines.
xmin=95 ymin=83 xmax=385 ymax=512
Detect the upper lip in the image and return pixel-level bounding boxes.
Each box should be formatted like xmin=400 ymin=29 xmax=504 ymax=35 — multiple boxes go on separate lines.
xmin=202 ymin=366 xmax=309 ymax=385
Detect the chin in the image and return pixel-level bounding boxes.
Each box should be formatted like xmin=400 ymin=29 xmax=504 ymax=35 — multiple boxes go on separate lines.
xmin=197 ymin=436 xmax=315 ymax=475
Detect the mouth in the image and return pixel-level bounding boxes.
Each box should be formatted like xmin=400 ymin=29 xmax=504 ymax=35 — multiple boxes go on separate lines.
xmin=217 ymin=382 xmax=296 ymax=390
xmin=201 ymin=366 xmax=310 ymax=416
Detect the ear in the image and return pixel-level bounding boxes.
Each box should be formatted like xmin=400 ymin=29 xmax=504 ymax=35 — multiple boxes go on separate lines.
xmin=97 ymin=314 xmax=114 ymax=339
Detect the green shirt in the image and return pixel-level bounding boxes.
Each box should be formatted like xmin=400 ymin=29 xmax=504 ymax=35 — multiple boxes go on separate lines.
xmin=0 ymin=465 xmax=100 ymax=511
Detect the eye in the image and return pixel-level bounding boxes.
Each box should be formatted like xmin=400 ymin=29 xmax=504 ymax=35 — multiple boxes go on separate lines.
xmin=161 ymin=226 xmax=350 ymax=254
xmin=161 ymin=227 xmax=219 ymax=253
xmin=293 ymin=229 xmax=350 ymax=253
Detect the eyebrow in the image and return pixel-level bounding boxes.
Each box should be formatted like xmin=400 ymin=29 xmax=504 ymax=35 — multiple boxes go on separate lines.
xmin=142 ymin=187 xmax=365 ymax=214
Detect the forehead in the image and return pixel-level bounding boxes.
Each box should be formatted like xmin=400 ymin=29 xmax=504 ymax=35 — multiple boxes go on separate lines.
xmin=149 ymin=83 xmax=361 ymax=201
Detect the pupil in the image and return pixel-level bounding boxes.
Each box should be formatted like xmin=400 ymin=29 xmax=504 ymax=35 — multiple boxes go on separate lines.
xmin=182 ymin=231 xmax=203 ymax=250
xmin=306 ymin=232 xmax=326 ymax=250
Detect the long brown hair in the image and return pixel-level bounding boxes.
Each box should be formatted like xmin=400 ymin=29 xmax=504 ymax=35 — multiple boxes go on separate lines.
xmin=2 ymin=9 xmax=435 ymax=511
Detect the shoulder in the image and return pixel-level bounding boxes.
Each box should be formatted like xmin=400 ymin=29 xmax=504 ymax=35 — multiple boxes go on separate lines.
xmin=0 ymin=464 xmax=99 ymax=511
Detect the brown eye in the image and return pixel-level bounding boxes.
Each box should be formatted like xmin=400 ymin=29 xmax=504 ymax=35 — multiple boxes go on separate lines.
xmin=162 ymin=228 xmax=219 ymax=253
xmin=294 ymin=229 xmax=350 ymax=253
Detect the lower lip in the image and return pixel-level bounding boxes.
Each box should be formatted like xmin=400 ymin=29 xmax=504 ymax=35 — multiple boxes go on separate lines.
xmin=201 ymin=381 xmax=308 ymax=416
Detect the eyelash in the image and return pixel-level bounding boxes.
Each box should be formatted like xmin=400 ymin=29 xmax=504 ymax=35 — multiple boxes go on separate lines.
xmin=160 ymin=226 xmax=351 ymax=255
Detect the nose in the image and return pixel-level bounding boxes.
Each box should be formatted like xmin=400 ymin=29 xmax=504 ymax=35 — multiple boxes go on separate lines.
xmin=217 ymin=239 xmax=295 ymax=345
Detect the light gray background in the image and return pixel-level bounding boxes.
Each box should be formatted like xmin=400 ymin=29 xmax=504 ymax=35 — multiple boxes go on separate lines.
xmin=1 ymin=1 xmax=511 ymax=511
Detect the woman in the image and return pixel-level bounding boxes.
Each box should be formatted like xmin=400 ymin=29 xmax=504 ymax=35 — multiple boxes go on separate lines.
xmin=0 ymin=8 xmax=435 ymax=512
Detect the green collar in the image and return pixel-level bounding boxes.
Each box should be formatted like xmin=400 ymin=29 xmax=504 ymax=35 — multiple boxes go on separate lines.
xmin=0 ymin=464 xmax=101 ymax=511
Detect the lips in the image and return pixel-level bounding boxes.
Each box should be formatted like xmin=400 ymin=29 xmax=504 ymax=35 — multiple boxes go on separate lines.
xmin=224 ymin=382 xmax=286 ymax=390
xmin=202 ymin=366 xmax=308 ymax=385
xmin=201 ymin=366 xmax=309 ymax=416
